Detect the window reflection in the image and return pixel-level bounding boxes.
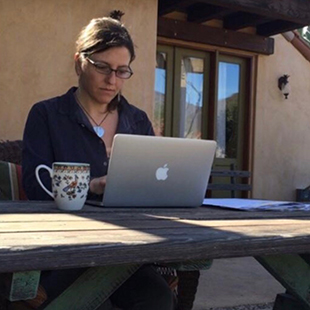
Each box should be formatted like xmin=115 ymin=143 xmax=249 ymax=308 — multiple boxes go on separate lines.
xmin=154 ymin=52 xmax=166 ymax=136
xmin=216 ymin=62 xmax=240 ymax=158
xmin=180 ymin=57 xmax=204 ymax=139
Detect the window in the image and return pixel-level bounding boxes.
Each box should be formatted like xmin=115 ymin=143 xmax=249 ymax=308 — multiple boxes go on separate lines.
xmin=216 ymin=61 xmax=241 ymax=159
xmin=154 ymin=46 xmax=250 ymax=173
xmin=154 ymin=46 xmax=173 ymax=136
xmin=177 ymin=55 xmax=205 ymax=138
xmin=298 ymin=26 xmax=310 ymax=45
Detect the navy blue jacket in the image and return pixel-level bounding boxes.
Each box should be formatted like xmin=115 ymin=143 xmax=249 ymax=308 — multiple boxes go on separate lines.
xmin=22 ymin=87 xmax=154 ymax=200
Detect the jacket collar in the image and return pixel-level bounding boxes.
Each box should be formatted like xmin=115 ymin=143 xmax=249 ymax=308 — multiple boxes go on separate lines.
xmin=57 ymin=87 xmax=144 ymax=135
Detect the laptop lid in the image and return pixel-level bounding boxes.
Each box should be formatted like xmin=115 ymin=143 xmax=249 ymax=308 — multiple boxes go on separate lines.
xmin=102 ymin=134 xmax=216 ymax=207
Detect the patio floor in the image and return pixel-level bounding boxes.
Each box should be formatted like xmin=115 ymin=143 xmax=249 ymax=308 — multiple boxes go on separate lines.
xmin=193 ymin=257 xmax=285 ymax=310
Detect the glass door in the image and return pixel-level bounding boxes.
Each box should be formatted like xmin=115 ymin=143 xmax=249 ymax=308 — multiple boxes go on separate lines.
xmin=211 ymin=55 xmax=248 ymax=197
xmin=214 ymin=55 xmax=247 ymax=170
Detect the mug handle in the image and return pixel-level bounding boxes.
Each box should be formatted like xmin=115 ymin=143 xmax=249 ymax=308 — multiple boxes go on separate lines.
xmin=35 ymin=164 xmax=53 ymax=198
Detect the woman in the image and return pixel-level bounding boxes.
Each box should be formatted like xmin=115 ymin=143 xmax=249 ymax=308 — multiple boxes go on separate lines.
xmin=22 ymin=12 xmax=154 ymax=201
xmin=22 ymin=12 xmax=174 ymax=310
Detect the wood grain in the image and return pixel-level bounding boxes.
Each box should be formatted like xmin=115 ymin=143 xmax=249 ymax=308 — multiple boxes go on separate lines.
xmin=157 ymin=17 xmax=274 ymax=55
xmin=1 ymin=201 xmax=310 ymax=273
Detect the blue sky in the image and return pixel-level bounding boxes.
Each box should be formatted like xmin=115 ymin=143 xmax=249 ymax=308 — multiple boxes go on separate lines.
xmin=218 ymin=62 xmax=240 ymax=100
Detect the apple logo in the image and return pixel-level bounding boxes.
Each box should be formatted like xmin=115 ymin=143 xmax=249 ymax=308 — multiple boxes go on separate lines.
xmin=155 ymin=164 xmax=169 ymax=181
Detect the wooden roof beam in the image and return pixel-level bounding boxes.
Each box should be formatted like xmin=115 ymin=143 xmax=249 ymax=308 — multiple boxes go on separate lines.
xmin=195 ymin=0 xmax=310 ymax=25
xmin=257 ymin=20 xmax=305 ymax=36
xmin=157 ymin=17 xmax=274 ymax=55
xmin=158 ymin=0 xmax=195 ymax=16
xmin=187 ymin=3 xmax=233 ymax=23
xmin=224 ymin=12 xmax=270 ymax=30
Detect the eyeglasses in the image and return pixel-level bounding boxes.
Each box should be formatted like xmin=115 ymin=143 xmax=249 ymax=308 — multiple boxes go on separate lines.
xmin=85 ymin=57 xmax=133 ymax=79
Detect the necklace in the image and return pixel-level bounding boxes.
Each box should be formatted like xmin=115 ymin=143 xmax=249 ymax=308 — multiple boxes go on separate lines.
xmin=75 ymin=93 xmax=109 ymax=138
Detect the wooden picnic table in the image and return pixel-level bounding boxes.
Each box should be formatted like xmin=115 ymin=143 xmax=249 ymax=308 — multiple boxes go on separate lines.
xmin=1 ymin=200 xmax=310 ymax=309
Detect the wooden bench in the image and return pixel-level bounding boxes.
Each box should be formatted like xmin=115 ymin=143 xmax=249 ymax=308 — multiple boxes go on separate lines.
xmin=207 ymin=165 xmax=252 ymax=198
xmin=0 ymin=140 xmax=23 ymax=165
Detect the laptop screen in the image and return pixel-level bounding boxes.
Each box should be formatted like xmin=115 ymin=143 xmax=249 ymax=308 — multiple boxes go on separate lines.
xmin=101 ymin=134 xmax=216 ymax=207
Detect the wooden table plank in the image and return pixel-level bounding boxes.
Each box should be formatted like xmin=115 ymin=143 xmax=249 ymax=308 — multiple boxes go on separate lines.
xmin=2 ymin=220 xmax=310 ymax=247
xmin=1 ymin=225 xmax=310 ymax=272
xmin=0 ymin=217 xmax=309 ymax=232
xmin=1 ymin=201 xmax=310 ymax=220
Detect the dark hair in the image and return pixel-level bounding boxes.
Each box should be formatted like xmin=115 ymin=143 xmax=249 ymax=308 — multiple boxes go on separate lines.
xmin=76 ymin=11 xmax=135 ymax=62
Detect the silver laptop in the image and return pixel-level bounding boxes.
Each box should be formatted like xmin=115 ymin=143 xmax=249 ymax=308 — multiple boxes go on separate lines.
xmin=90 ymin=134 xmax=216 ymax=207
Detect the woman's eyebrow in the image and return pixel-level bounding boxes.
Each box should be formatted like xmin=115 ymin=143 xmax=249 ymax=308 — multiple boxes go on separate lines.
xmin=89 ymin=59 xmax=109 ymax=65
xmin=91 ymin=59 xmax=130 ymax=68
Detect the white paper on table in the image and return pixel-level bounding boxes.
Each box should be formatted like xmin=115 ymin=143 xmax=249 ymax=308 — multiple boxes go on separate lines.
xmin=202 ymin=198 xmax=310 ymax=211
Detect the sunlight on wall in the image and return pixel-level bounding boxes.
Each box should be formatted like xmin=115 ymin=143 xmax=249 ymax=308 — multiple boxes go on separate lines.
xmin=254 ymin=35 xmax=310 ymax=200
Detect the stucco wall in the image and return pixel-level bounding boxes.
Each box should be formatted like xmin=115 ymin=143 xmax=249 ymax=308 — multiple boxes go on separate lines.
xmin=254 ymin=35 xmax=310 ymax=200
xmin=0 ymin=0 xmax=157 ymax=140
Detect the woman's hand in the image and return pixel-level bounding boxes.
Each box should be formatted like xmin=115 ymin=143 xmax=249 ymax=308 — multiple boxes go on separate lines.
xmin=89 ymin=176 xmax=107 ymax=195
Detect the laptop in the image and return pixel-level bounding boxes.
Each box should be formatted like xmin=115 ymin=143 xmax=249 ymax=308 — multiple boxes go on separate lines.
xmin=88 ymin=134 xmax=216 ymax=207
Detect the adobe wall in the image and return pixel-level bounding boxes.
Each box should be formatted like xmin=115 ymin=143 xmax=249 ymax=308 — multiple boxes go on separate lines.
xmin=254 ymin=34 xmax=310 ymax=200
xmin=0 ymin=0 xmax=157 ymax=140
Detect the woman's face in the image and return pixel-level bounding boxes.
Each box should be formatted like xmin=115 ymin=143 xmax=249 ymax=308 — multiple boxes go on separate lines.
xmin=76 ymin=46 xmax=132 ymax=105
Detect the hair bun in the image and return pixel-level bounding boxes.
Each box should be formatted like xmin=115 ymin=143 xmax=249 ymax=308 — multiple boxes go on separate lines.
xmin=109 ymin=10 xmax=124 ymax=21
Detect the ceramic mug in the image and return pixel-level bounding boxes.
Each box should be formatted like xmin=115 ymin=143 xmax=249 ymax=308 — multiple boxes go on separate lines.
xmin=35 ymin=162 xmax=90 ymax=211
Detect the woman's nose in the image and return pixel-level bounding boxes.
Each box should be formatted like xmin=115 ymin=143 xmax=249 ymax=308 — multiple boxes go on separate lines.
xmin=105 ymin=71 xmax=117 ymax=84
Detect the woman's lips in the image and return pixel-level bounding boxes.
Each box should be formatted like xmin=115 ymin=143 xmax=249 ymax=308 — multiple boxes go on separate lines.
xmin=100 ymin=88 xmax=115 ymax=92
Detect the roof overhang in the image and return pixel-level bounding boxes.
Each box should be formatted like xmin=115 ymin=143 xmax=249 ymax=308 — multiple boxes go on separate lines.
xmin=158 ymin=0 xmax=310 ymax=55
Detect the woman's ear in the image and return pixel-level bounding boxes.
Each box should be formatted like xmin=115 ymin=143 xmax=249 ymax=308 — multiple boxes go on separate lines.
xmin=74 ymin=53 xmax=82 ymax=76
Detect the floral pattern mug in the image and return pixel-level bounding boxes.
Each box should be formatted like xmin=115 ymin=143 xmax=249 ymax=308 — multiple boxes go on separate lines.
xmin=35 ymin=162 xmax=90 ymax=211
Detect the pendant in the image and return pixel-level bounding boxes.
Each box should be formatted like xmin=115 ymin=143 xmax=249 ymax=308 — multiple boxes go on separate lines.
xmin=93 ymin=126 xmax=105 ymax=138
